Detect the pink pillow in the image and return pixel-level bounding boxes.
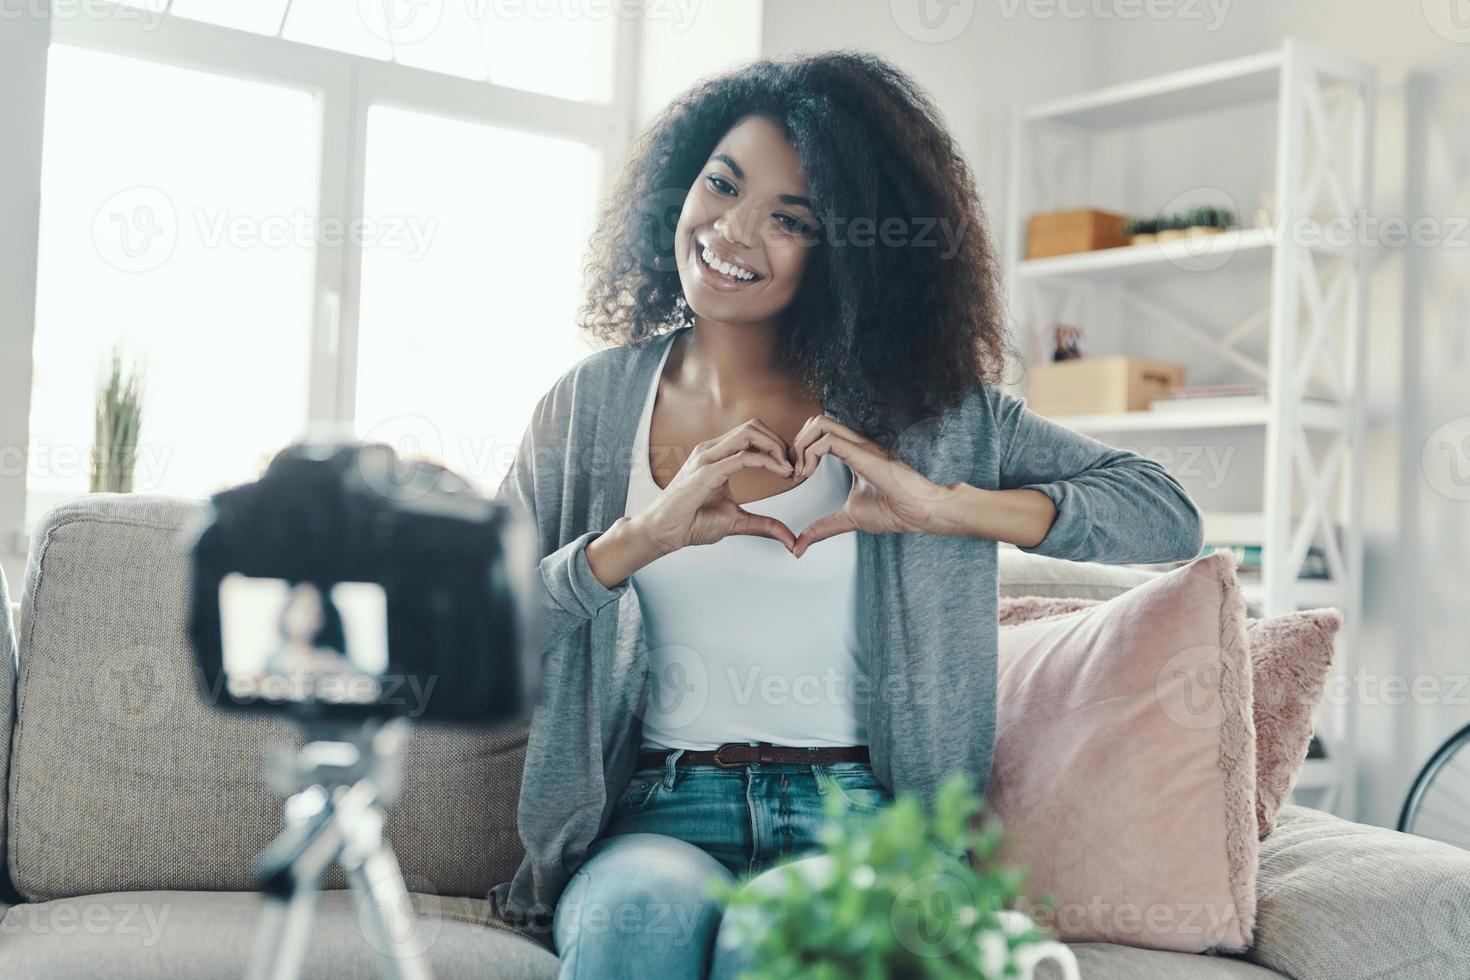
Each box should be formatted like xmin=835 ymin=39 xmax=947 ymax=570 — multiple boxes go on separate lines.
xmin=1246 ymin=609 xmax=1340 ymax=836
xmin=991 ymin=553 xmax=1257 ymax=954
xmin=999 ymin=595 xmax=1341 ymax=839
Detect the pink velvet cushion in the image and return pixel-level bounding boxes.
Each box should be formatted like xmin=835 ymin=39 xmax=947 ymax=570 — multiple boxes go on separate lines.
xmin=990 ymin=553 xmax=1258 ymax=954
xmin=998 ymin=593 xmax=1341 ymax=838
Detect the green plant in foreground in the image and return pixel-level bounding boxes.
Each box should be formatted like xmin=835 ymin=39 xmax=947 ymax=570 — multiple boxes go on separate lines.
xmin=90 ymin=348 xmax=146 ymax=493
xmin=709 ymin=772 xmax=1054 ymax=979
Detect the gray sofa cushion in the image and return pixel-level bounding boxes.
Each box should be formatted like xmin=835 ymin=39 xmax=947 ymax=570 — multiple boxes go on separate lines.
xmin=997 ymin=546 xmax=1162 ymax=600
xmin=8 ymin=495 xmax=532 ymax=910
xmin=997 ymin=547 xmax=1266 ymax=617
xmin=1245 ymin=804 xmax=1470 ymax=979
xmin=1038 ymin=943 xmax=1284 ymax=979
xmin=0 ymin=889 xmax=557 ymax=979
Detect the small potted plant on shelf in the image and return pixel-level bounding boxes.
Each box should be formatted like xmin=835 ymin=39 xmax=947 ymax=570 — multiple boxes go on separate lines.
xmin=1155 ymin=211 xmax=1189 ymax=242
xmin=1126 ymin=216 xmax=1159 ymax=246
xmin=1184 ymin=205 xmax=1235 ymax=237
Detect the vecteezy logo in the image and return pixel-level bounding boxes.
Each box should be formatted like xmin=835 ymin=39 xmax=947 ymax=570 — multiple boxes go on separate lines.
xmin=890 ymin=0 xmax=975 ymax=43
xmin=1156 ymin=186 xmax=1241 ymax=273
xmin=354 ymin=869 xmax=444 ymax=959
xmin=630 ymin=187 xmax=689 ymax=274
xmin=1155 ymin=644 xmax=1225 ymax=731
xmin=92 ymin=186 xmax=178 ymax=273
xmin=361 ymin=0 xmax=445 ymax=47
xmin=1423 ymin=0 xmax=1470 ymax=42
xmin=93 ymin=651 xmax=177 ymax=729
xmin=1422 ymin=416 xmax=1470 ymax=501
xmin=637 ymin=644 xmax=709 ymax=732
xmin=891 ymin=872 xmax=976 ymax=958
xmin=356 ymin=415 xmax=449 ymax=503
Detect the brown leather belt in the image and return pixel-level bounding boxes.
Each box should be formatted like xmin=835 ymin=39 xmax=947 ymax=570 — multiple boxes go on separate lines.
xmin=637 ymin=741 xmax=870 ymax=770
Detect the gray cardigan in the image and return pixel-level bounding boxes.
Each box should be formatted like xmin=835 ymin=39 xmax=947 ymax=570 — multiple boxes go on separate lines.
xmin=485 ymin=324 xmax=1203 ymax=946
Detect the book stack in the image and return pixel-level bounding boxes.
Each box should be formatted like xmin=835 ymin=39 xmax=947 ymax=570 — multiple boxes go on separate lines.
xmin=1149 ymin=383 xmax=1338 ymax=413
xmin=1150 ymin=383 xmax=1267 ymax=413
xmin=1125 ymin=511 xmax=1333 ymax=580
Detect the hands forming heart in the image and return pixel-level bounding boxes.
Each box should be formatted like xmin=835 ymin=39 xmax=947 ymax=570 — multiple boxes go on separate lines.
xmin=787 ymin=413 xmax=956 ymax=557
xmin=632 ymin=413 xmax=961 ymax=561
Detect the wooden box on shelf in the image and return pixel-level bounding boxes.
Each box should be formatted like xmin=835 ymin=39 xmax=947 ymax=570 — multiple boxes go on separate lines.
xmin=1025 ymin=208 xmax=1130 ymax=259
xmin=1025 ymin=356 xmax=1185 ymax=417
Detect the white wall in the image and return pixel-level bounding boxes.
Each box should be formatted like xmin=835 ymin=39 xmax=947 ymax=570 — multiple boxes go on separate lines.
xmin=637 ymin=0 xmax=763 ymax=126
xmin=760 ymin=0 xmax=1099 ymax=261
xmin=0 ymin=10 xmax=49 ymax=598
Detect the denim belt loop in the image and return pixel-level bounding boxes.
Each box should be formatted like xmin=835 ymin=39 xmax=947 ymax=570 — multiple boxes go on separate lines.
xmin=662 ymin=748 xmax=685 ymax=790
xmin=810 ymin=763 xmax=827 ymax=795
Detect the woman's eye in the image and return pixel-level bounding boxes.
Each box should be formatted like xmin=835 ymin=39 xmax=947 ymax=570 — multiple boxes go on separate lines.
xmin=706 ymin=174 xmax=735 ymax=195
xmin=776 ymin=214 xmax=816 ymax=236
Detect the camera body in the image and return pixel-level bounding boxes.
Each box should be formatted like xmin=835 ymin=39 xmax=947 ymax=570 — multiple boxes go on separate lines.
xmin=185 ymin=440 xmax=542 ymax=725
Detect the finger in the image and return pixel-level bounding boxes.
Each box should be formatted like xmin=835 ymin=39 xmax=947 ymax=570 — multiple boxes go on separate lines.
xmin=739 ymin=417 xmax=794 ymax=462
xmin=705 ymin=448 xmax=792 ymax=488
xmin=808 ymin=413 xmax=878 ymax=450
xmin=792 ymin=509 xmax=858 ymax=559
xmin=792 ymin=415 xmax=876 ymax=478
xmin=798 ymin=431 xmax=871 ymax=481
xmin=729 ymin=509 xmax=797 ymax=552
xmin=790 ymin=415 xmax=822 ymax=476
xmin=740 ymin=416 xmax=802 ymax=473
xmin=706 ymin=421 xmax=793 ymax=477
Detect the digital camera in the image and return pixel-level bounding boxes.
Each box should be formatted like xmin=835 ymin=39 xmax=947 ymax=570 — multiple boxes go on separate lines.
xmin=184 ymin=440 xmax=542 ymax=724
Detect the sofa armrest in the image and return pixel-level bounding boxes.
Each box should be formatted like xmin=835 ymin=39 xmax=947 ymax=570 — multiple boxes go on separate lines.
xmin=1245 ymin=804 xmax=1470 ymax=979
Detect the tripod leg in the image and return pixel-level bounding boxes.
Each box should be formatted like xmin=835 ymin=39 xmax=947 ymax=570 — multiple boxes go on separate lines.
xmin=340 ymin=803 xmax=433 ymax=980
xmin=248 ymin=788 xmax=345 ymax=980
xmin=248 ymin=886 xmax=323 ymax=980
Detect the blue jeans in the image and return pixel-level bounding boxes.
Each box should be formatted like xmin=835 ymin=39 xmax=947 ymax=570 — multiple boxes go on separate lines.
xmin=551 ymin=750 xmax=895 ymax=980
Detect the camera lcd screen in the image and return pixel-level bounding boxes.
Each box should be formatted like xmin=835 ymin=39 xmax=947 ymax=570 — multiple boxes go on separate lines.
xmin=219 ymin=573 xmax=389 ymax=707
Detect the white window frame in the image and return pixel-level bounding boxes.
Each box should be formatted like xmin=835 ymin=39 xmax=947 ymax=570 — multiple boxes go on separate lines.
xmin=1 ymin=3 xmax=640 ymax=562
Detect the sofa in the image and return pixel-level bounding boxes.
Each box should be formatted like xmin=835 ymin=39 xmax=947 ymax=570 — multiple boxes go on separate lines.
xmin=1 ymin=494 xmax=1466 ymax=979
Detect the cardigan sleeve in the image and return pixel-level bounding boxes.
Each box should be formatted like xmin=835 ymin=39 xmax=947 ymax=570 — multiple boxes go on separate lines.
xmin=496 ymin=408 xmax=632 ymax=650
xmin=989 ymin=387 xmax=1205 ymax=564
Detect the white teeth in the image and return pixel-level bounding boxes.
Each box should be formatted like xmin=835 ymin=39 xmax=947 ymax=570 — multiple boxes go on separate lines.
xmin=701 ymin=244 xmax=755 ymax=282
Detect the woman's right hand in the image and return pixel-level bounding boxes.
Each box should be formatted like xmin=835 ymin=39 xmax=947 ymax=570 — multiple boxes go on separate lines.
xmin=634 ymin=419 xmax=799 ymax=556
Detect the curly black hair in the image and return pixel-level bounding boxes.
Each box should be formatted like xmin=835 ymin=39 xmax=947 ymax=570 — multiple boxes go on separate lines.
xmin=577 ymin=48 xmax=1014 ymax=449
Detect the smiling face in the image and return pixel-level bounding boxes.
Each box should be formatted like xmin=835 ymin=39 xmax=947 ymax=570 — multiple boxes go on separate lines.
xmin=674 ymin=114 xmax=819 ymax=327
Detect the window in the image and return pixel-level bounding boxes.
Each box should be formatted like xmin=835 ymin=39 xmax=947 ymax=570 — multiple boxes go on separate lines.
xmin=26 ymin=44 xmax=318 ymax=528
xmin=119 ymin=0 xmax=618 ymax=100
xmin=9 ymin=3 xmax=634 ymax=553
xmin=353 ymin=106 xmax=602 ymax=491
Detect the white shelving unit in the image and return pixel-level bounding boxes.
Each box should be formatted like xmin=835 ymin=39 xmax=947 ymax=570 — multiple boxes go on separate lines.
xmin=1004 ymin=40 xmax=1376 ymax=817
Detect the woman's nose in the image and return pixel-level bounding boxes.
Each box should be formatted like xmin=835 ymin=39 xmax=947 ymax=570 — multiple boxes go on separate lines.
xmin=713 ymin=204 xmax=756 ymax=248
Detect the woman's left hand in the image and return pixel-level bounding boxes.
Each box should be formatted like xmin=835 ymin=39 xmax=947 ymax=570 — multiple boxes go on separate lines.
xmin=788 ymin=414 xmax=963 ymax=558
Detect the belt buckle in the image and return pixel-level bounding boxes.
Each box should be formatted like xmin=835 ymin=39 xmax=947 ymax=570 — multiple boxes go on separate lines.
xmin=712 ymin=744 xmax=746 ymax=769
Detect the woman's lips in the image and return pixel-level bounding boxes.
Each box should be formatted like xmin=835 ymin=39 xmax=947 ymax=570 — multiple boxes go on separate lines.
xmin=691 ymin=239 xmax=761 ymax=292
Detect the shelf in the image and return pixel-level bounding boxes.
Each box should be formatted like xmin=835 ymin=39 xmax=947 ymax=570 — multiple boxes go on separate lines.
xmin=1240 ymin=578 xmax=1344 ymax=610
xmin=1024 ymin=49 xmax=1284 ymax=129
xmin=1010 ymin=41 xmax=1372 ymax=819
xmin=1041 ymin=401 xmax=1346 ymax=434
xmin=1014 ymin=227 xmax=1355 ymax=282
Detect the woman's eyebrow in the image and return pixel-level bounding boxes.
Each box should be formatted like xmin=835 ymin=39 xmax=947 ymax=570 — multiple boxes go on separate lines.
xmin=711 ymin=153 xmax=745 ymax=180
xmin=711 ymin=152 xmax=813 ymax=210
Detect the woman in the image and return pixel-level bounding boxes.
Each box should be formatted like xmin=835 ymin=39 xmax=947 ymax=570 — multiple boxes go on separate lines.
xmin=487 ymin=50 xmax=1203 ymax=978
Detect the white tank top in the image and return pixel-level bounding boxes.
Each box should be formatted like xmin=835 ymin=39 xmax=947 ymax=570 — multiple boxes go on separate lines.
xmin=623 ymin=336 xmax=870 ymax=751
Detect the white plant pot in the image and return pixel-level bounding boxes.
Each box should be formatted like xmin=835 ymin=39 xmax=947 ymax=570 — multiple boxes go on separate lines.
xmin=989 ymin=909 xmax=1081 ymax=980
